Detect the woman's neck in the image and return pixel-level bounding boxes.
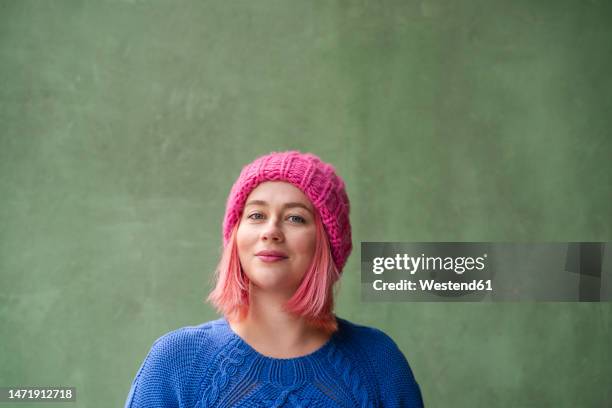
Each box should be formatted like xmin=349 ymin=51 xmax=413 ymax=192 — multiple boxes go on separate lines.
xmin=228 ymin=287 xmax=331 ymax=358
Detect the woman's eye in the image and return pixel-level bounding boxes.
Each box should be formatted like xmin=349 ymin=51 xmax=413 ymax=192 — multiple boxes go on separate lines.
xmin=247 ymin=213 xmax=264 ymax=220
xmin=288 ymin=215 xmax=306 ymax=224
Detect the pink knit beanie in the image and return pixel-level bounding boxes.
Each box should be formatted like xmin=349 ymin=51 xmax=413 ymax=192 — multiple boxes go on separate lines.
xmin=223 ymin=151 xmax=352 ymax=272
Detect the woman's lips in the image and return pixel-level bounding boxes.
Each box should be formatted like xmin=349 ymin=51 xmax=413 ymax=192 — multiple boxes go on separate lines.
xmin=256 ymin=255 xmax=288 ymax=263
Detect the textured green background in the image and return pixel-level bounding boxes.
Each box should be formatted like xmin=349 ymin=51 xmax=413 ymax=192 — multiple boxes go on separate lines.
xmin=1 ymin=1 xmax=611 ymax=407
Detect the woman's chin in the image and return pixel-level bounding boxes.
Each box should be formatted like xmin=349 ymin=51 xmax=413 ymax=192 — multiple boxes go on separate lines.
xmin=250 ymin=277 xmax=299 ymax=294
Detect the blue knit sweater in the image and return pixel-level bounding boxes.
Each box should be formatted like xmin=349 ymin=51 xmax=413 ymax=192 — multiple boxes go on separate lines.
xmin=124 ymin=317 xmax=424 ymax=407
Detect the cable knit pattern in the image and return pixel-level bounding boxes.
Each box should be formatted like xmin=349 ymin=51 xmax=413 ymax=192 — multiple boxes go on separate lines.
xmin=124 ymin=317 xmax=424 ymax=408
xmin=222 ymin=151 xmax=352 ymax=272
xmin=201 ymin=341 xmax=249 ymax=406
xmin=325 ymin=344 xmax=369 ymax=408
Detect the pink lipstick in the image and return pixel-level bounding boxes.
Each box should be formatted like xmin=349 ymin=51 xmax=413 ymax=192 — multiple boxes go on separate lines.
xmin=256 ymin=255 xmax=287 ymax=262
xmin=255 ymin=250 xmax=288 ymax=263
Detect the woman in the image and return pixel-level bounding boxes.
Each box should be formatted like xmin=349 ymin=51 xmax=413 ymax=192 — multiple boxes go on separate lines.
xmin=125 ymin=151 xmax=424 ymax=407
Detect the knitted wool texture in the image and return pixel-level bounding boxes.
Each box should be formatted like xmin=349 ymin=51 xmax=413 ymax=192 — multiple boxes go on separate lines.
xmin=222 ymin=151 xmax=352 ymax=272
xmin=124 ymin=317 xmax=424 ymax=407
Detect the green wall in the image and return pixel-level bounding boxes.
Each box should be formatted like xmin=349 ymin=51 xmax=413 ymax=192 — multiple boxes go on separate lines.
xmin=1 ymin=1 xmax=611 ymax=406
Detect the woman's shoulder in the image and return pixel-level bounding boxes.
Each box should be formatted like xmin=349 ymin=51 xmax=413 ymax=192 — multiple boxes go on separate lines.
xmin=334 ymin=317 xmax=416 ymax=370
xmin=144 ymin=317 xmax=232 ymax=364
xmin=125 ymin=318 xmax=234 ymax=407
xmin=335 ymin=317 xmax=403 ymax=352
xmin=152 ymin=317 xmax=224 ymax=342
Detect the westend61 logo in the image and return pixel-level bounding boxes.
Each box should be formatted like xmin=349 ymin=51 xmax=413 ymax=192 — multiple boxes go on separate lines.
xmin=371 ymin=253 xmax=488 ymax=275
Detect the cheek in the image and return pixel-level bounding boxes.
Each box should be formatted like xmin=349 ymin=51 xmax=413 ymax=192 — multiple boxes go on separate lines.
xmin=294 ymin=231 xmax=316 ymax=261
xmin=236 ymin=224 xmax=256 ymax=258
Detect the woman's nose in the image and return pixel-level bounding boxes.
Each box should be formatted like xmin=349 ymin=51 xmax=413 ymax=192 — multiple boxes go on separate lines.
xmin=261 ymin=219 xmax=284 ymax=242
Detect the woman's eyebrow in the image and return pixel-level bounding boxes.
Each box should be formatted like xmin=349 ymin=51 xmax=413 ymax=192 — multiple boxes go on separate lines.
xmin=245 ymin=200 xmax=313 ymax=213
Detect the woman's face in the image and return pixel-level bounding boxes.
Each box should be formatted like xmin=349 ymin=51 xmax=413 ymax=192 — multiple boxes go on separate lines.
xmin=236 ymin=181 xmax=317 ymax=296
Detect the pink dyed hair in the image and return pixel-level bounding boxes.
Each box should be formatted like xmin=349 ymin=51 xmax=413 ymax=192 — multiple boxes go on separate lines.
xmin=207 ymin=212 xmax=341 ymax=334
